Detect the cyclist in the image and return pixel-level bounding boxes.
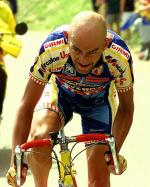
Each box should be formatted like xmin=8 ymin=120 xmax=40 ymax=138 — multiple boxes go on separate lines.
xmin=7 ymin=11 xmax=134 ymax=187
xmin=0 ymin=0 xmax=16 ymax=124
xmin=120 ymin=0 xmax=136 ymax=43
xmin=103 ymin=0 xmax=122 ymax=35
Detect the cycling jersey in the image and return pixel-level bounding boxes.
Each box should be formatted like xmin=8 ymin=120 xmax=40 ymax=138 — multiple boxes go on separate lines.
xmin=30 ymin=25 xmax=134 ymax=134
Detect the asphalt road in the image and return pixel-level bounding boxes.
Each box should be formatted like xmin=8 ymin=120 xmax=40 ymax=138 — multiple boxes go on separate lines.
xmin=0 ymin=31 xmax=150 ymax=187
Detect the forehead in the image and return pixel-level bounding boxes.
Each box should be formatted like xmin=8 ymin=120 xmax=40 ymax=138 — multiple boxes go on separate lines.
xmin=69 ymin=34 xmax=103 ymax=51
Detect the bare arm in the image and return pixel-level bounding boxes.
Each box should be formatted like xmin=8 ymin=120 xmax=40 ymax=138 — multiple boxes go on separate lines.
xmin=112 ymin=88 xmax=134 ymax=152
xmin=11 ymin=78 xmax=45 ymax=165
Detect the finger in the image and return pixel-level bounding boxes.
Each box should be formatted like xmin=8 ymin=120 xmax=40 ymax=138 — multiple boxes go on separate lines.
xmin=104 ymin=154 xmax=110 ymax=162
xmin=104 ymin=152 xmax=114 ymax=165
xmin=108 ymin=155 xmax=127 ymax=175
xmin=22 ymin=167 xmax=28 ymax=177
xmin=6 ymin=167 xmax=17 ymax=186
xmin=118 ymin=155 xmax=127 ymax=174
xmin=20 ymin=167 xmax=28 ymax=185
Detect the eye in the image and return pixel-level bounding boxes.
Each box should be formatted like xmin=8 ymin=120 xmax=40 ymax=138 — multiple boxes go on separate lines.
xmin=89 ymin=51 xmax=96 ymax=54
xmin=71 ymin=46 xmax=81 ymax=54
xmin=72 ymin=46 xmax=80 ymax=51
xmin=88 ymin=50 xmax=99 ymax=55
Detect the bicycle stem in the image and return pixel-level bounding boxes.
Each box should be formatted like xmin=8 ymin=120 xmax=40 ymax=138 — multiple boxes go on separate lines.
xmin=59 ymin=129 xmax=69 ymax=150
xmin=107 ymin=137 xmax=120 ymax=174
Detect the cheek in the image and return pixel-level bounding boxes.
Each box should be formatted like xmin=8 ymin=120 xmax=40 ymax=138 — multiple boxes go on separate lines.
xmin=94 ymin=55 xmax=101 ymax=62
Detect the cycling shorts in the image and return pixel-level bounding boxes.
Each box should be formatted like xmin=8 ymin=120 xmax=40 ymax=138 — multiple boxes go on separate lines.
xmin=34 ymin=84 xmax=117 ymax=134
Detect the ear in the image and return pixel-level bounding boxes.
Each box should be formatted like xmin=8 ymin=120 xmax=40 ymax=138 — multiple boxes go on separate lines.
xmin=63 ymin=31 xmax=68 ymax=43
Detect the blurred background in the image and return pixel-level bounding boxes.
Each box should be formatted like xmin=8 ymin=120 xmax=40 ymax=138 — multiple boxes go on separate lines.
xmin=0 ymin=0 xmax=150 ymax=186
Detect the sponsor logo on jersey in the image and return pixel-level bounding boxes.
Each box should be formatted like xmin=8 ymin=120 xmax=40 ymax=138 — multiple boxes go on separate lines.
xmin=38 ymin=56 xmax=59 ymax=76
xmin=86 ymin=77 xmax=110 ymax=83
xmin=62 ymin=63 xmax=76 ymax=75
xmin=105 ymin=55 xmax=125 ymax=75
xmin=91 ymin=65 xmax=103 ymax=76
xmin=60 ymin=51 xmax=70 ymax=59
xmin=116 ymin=77 xmax=127 ymax=85
xmin=57 ymin=75 xmax=106 ymax=95
xmin=110 ymin=42 xmax=130 ymax=59
xmin=52 ymin=67 xmax=64 ymax=72
xmin=55 ymin=73 xmax=80 ymax=81
xmin=44 ymin=38 xmax=65 ymax=49
xmin=64 ymin=83 xmax=105 ymax=95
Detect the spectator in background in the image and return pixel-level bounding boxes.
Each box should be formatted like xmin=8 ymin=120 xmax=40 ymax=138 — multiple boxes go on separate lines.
xmin=134 ymin=0 xmax=150 ymax=60
xmin=91 ymin=0 xmax=103 ymax=12
xmin=104 ymin=0 xmax=121 ymax=35
xmin=91 ymin=0 xmax=100 ymax=12
xmin=7 ymin=0 xmax=18 ymax=16
xmin=0 ymin=0 xmax=16 ymax=124
xmin=120 ymin=0 xmax=136 ymax=43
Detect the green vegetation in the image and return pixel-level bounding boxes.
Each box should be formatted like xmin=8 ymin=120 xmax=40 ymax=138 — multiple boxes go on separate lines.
xmin=16 ymin=0 xmax=139 ymax=48
xmin=17 ymin=0 xmax=92 ymax=31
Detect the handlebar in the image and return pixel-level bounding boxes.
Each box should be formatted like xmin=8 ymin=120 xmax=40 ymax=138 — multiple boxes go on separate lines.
xmin=15 ymin=132 xmax=120 ymax=186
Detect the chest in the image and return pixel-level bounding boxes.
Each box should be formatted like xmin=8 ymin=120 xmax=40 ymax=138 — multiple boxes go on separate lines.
xmin=53 ymin=58 xmax=114 ymax=87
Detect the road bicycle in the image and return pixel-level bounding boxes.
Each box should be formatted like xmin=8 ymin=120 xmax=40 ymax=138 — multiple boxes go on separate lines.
xmin=15 ymin=128 xmax=120 ymax=187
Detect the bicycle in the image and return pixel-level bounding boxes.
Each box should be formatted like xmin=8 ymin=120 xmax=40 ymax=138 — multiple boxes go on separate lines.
xmin=15 ymin=128 xmax=120 ymax=187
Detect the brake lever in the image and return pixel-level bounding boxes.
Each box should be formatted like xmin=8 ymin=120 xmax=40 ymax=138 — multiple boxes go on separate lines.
xmin=106 ymin=136 xmax=120 ymax=174
xmin=15 ymin=145 xmax=23 ymax=186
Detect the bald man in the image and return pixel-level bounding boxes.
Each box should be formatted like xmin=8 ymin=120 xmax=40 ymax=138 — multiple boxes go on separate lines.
xmin=7 ymin=11 xmax=134 ymax=187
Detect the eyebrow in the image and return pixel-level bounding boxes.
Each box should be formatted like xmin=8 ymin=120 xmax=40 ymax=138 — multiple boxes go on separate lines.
xmin=71 ymin=45 xmax=100 ymax=53
xmin=71 ymin=45 xmax=82 ymax=52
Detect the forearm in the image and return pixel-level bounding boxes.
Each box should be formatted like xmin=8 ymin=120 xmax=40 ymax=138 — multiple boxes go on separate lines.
xmin=11 ymin=105 xmax=33 ymax=165
xmin=112 ymin=105 xmax=134 ymax=153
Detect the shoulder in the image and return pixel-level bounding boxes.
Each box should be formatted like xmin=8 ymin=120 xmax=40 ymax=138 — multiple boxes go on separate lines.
xmin=103 ymin=30 xmax=131 ymax=61
xmin=39 ymin=24 xmax=69 ymax=55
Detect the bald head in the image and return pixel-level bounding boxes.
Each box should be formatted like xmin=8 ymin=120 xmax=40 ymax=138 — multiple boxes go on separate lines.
xmin=68 ymin=11 xmax=107 ymax=50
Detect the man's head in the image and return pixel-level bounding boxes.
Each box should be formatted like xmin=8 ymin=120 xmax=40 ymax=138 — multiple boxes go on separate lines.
xmin=68 ymin=11 xmax=107 ymax=74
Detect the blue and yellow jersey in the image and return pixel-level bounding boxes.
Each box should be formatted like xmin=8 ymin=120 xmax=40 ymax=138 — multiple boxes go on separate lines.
xmin=30 ymin=25 xmax=134 ymax=102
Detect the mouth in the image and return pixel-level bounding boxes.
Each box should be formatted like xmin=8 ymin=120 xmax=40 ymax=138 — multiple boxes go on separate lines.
xmin=78 ymin=63 xmax=91 ymax=68
xmin=76 ymin=62 xmax=93 ymax=74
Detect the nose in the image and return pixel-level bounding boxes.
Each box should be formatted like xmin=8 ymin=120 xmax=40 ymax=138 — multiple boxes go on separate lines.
xmin=78 ymin=53 xmax=90 ymax=65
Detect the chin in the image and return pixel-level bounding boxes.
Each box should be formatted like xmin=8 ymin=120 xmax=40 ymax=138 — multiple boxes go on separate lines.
xmin=77 ymin=68 xmax=90 ymax=75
